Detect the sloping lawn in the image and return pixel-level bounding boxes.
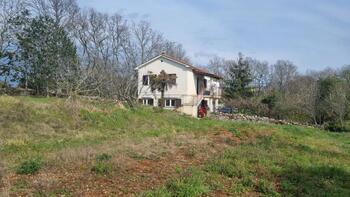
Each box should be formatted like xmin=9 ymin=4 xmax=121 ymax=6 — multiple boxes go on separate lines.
xmin=0 ymin=96 xmax=349 ymax=196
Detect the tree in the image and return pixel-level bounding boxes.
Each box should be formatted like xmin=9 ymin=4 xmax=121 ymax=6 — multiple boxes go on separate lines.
xmin=224 ymin=53 xmax=253 ymax=99
xmin=0 ymin=0 xmax=27 ymax=87
xmin=261 ymin=94 xmax=277 ymax=117
xmin=132 ymin=20 xmax=163 ymax=64
xmin=271 ymin=60 xmax=297 ymax=92
xmin=247 ymin=57 xmax=270 ymax=94
xmin=286 ymin=75 xmax=319 ymax=124
xmin=207 ymin=56 xmax=226 ymax=77
xmin=28 ymin=0 xmax=79 ymax=29
xmin=150 ymin=70 xmax=177 ymax=108
xmin=17 ymin=15 xmax=78 ymax=96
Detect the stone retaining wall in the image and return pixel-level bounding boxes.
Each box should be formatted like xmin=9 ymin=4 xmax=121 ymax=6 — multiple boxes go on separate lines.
xmin=212 ymin=112 xmax=314 ymax=128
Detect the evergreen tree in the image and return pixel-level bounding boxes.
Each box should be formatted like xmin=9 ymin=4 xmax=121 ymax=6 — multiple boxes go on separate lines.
xmin=17 ymin=15 xmax=78 ymax=96
xmin=224 ymin=53 xmax=253 ymax=98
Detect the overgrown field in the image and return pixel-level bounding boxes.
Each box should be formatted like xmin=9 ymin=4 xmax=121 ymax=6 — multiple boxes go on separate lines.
xmin=0 ymin=96 xmax=349 ymax=196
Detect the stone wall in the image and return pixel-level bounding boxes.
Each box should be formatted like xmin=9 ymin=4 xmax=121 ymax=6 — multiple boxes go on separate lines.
xmin=211 ymin=112 xmax=314 ymax=128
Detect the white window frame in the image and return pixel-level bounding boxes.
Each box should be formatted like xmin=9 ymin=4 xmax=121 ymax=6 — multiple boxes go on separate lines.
xmin=165 ymin=98 xmax=176 ymax=108
xmin=142 ymin=98 xmax=153 ymax=106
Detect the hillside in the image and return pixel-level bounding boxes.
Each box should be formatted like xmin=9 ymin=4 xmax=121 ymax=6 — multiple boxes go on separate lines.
xmin=0 ymin=96 xmax=349 ymax=196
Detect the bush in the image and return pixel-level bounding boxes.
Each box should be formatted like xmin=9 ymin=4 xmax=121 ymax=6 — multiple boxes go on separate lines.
xmin=226 ymin=97 xmax=268 ymax=116
xmin=16 ymin=159 xmax=42 ymax=175
xmin=324 ymin=121 xmax=349 ymax=132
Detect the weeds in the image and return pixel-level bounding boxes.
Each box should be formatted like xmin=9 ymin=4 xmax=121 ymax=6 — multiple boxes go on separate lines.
xmin=16 ymin=159 xmax=42 ymax=175
xmin=91 ymin=153 xmax=113 ymax=175
xmin=91 ymin=162 xmax=113 ymax=175
xmin=96 ymin=153 xmax=112 ymax=162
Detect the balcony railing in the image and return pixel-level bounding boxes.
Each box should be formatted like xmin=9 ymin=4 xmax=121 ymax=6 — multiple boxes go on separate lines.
xmin=203 ymin=88 xmax=222 ymax=98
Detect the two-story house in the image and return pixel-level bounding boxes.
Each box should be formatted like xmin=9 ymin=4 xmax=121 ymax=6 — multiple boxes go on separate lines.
xmin=135 ymin=53 xmax=222 ymax=117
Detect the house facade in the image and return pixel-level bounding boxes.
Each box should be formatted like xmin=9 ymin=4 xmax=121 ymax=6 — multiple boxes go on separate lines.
xmin=135 ymin=53 xmax=222 ymax=117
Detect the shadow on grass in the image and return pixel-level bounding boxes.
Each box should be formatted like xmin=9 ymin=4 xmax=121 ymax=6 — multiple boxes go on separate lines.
xmin=280 ymin=165 xmax=350 ymax=196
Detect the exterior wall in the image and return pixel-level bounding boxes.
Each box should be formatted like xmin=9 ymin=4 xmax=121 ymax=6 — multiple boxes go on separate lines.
xmin=137 ymin=56 xmax=221 ymax=117
xmin=138 ymin=57 xmax=190 ymax=98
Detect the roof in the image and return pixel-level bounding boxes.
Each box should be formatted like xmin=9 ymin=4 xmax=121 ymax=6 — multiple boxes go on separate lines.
xmin=135 ymin=53 xmax=222 ymax=79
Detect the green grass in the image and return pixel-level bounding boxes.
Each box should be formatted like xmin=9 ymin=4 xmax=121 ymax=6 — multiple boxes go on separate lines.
xmin=140 ymin=168 xmax=209 ymax=197
xmin=0 ymin=96 xmax=221 ymax=163
xmin=1 ymin=96 xmax=350 ymax=196
xmin=144 ymin=124 xmax=350 ymax=196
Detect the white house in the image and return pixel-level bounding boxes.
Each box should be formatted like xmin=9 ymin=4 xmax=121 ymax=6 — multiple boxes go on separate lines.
xmin=135 ymin=53 xmax=222 ymax=117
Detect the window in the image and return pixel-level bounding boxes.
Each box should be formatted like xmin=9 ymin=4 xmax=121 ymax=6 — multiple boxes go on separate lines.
xmin=164 ymin=99 xmax=181 ymax=108
xmin=142 ymin=98 xmax=154 ymax=106
xmin=142 ymin=75 xmax=149 ymax=86
xmin=203 ymin=79 xmax=207 ymax=89
xmin=169 ymin=74 xmax=177 ymax=84
xmin=165 ymin=99 xmax=176 ymax=108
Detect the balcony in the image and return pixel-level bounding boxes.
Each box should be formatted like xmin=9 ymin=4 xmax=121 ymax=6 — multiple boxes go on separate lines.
xmin=203 ymin=88 xmax=222 ymax=98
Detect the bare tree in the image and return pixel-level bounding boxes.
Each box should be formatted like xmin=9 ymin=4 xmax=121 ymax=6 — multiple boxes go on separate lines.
xmin=162 ymin=41 xmax=191 ymax=63
xmin=132 ymin=20 xmax=164 ymax=64
xmin=287 ymin=76 xmax=319 ymax=124
xmin=247 ymin=57 xmax=270 ymax=94
xmin=207 ymin=56 xmax=226 ymax=76
xmin=28 ymin=0 xmax=79 ymax=29
xmin=271 ymin=60 xmax=297 ymax=92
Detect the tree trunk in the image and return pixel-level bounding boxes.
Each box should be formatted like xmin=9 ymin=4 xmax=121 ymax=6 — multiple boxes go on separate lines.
xmin=160 ymin=90 xmax=165 ymax=108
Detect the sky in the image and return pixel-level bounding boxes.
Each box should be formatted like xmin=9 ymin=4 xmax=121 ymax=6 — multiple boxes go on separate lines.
xmin=77 ymin=0 xmax=350 ymax=72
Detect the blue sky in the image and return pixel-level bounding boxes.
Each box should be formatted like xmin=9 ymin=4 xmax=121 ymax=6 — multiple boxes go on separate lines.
xmin=78 ymin=0 xmax=350 ymax=71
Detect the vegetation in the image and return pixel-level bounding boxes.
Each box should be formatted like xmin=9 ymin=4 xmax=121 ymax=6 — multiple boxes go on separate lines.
xmin=217 ymin=54 xmax=350 ymax=131
xmin=224 ymin=53 xmax=253 ymax=99
xmin=150 ymin=70 xmax=177 ymax=108
xmin=0 ymin=96 xmax=349 ymax=196
xmin=16 ymin=158 xmax=42 ymax=175
xmin=0 ymin=0 xmax=190 ymax=104
xmin=1 ymin=0 xmax=349 ymax=131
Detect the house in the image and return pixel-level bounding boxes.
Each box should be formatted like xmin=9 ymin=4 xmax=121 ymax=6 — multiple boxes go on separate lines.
xmin=135 ymin=53 xmax=222 ymax=117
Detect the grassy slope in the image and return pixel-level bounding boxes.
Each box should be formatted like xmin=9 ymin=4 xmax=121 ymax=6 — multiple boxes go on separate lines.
xmin=0 ymin=96 xmax=349 ymax=196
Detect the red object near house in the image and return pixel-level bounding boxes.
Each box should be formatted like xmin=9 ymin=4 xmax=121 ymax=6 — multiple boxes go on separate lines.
xmin=198 ymin=105 xmax=207 ymax=118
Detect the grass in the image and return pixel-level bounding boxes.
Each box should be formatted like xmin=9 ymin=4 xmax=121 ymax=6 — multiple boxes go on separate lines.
xmin=0 ymin=95 xmax=350 ymax=196
xmin=140 ymin=168 xmax=209 ymax=197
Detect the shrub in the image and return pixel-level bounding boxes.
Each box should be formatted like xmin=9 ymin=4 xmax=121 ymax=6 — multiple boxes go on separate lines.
xmin=324 ymin=121 xmax=349 ymax=132
xmin=16 ymin=159 xmax=42 ymax=175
